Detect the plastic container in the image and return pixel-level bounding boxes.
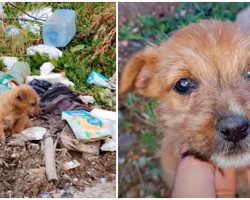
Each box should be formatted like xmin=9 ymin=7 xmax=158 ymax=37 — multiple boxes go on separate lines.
xmin=0 ymin=61 xmax=30 ymax=95
xmin=10 ymin=61 xmax=31 ymax=84
xmin=42 ymin=9 xmax=76 ymax=47
xmin=0 ymin=74 xmax=19 ymax=95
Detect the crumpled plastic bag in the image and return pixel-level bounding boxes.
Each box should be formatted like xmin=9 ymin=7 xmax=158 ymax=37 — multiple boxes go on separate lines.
xmin=27 ymin=44 xmax=63 ymax=59
xmin=18 ymin=7 xmax=52 ymax=34
xmin=0 ymin=56 xmax=18 ymax=70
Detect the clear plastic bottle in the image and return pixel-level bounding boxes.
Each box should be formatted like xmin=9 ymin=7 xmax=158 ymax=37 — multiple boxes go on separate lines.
xmin=42 ymin=9 xmax=76 ymax=47
xmin=0 ymin=61 xmax=30 ymax=95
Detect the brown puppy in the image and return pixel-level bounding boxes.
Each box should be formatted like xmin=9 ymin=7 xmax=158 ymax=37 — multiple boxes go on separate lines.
xmin=120 ymin=20 xmax=250 ymax=188
xmin=0 ymin=84 xmax=40 ymax=142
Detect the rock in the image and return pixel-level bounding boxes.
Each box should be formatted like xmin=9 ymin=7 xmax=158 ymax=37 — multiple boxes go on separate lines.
xmin=73 ymin=177 xmax=78 ymax=182
xmin=76 ymin=181 xmax=116 ymax=198
xmin=7 ymin=135 xmax=27 ymax=147
xmin=21 ymin=127 xmax=46 ymax=140
xmin=10 ymin=153 xmax=19 ymax=158
xmin=27 ymin=143 xmax=40 ymax=153
xmin=29 ymin=167 xmax=46 ymax=178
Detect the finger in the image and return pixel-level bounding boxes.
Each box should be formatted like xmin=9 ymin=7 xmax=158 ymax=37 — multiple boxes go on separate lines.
xmin=172 ymin=155 xmax=216 ymax=197
xmin=215 ymin=168 xmax=236 ymax=197
xmin=245 ymin=166 xmax=250 ymax=188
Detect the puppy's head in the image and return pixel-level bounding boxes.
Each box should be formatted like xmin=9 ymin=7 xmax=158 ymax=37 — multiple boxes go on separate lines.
xmin=13 ymin=85 xmax=40 ymax=117
xmin=120 ymin=20 xmax=250 ymax=168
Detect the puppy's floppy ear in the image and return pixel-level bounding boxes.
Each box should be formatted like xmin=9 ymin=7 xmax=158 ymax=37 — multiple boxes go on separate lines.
xmin=119 ymin=47 xmax=159 ymax=97
xmin=16 ymin=89 xmax=27 ymax=101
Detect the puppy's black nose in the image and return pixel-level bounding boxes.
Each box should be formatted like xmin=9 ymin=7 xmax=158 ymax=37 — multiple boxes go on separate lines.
xmin=217 ymin=115 xmax=249 ymax=142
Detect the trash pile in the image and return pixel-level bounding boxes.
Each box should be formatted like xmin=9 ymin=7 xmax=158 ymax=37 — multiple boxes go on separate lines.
xmin=0 ymin=4 xmax=116 ymax=198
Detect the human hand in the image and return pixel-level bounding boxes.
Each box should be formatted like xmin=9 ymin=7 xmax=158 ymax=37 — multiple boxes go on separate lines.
xmin=172 ymin=144 xmax=236 ymax=198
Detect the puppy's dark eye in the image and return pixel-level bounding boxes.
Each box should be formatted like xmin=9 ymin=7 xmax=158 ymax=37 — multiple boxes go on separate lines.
xmin=244 ymin=71 xmax=250 ymax=80
xmin=174 ymin=78 xmax=198 ymax=95
xmin=31 ymin=102 xmax=36 ymax=107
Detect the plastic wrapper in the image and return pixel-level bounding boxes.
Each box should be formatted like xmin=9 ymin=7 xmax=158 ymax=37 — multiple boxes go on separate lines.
xmin=62 ymin=110 xmax=113 ymax=141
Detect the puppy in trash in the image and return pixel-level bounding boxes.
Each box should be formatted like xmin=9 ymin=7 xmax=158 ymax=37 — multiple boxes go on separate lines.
xmin=0 ymin=84 xmax=40 ymax=142
xmin=120 ymin=20 xmax=250 ymax=190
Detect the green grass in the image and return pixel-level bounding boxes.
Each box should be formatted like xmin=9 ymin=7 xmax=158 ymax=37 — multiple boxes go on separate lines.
xmin=1 ymin=2 xmax=116 ymax=109
xmin=119 ymin=2 xmax=249 ymax=43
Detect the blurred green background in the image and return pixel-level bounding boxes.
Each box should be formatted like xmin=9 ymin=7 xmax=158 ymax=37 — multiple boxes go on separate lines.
xmin=118 ymin=2 xmax=250 ymax=198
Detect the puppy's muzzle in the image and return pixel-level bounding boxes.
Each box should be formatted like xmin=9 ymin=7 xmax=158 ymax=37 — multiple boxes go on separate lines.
xmin=217 ymin=115 xmax=249 ymax=142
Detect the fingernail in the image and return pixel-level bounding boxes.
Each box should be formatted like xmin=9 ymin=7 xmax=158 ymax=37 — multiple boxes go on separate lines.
xmin=181 ymin=143 xmax=189 ymax=154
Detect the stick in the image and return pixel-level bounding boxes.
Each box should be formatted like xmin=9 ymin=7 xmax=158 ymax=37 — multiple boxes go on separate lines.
xmin=43 ymin=131 xmax=58 ymax=184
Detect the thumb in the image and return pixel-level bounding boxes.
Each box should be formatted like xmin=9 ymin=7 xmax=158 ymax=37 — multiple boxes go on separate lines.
xmin=215 ymin=168 xmax=236 ymax=197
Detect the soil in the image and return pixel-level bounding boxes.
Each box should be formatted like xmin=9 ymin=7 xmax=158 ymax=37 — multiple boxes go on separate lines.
xmin=0 ymin=114 xmax=116 ymax=198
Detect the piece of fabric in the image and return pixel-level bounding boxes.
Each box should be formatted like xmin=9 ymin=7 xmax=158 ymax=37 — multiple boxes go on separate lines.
xmin=40 ymin=83 xmax=92 ymax=115
xmin=29 ymin=78 xmax=52 ymax=97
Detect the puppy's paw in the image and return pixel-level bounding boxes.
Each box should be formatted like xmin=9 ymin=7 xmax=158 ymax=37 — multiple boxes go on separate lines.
xmin=24 ymin=119 xmax=32 ymax=129
xmin=0 ymin=125 xmax=5 ymax=144
xmin=0 ymin=134 xmax=5 ymax=144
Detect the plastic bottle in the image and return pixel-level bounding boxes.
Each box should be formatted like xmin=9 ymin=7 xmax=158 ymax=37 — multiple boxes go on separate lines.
xmin=0 ymin=61 xmax=30 ymax=95
xmin=42 ymin=9 xmax=76 ymax=47
xmin=9 ymin=61 xmax=31 ymax=84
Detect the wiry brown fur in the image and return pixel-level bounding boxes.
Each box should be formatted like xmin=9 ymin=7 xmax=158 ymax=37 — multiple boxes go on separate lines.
xmin=0 ymin=85 xmax=40 ymax=142
xmin=120 ymin=20 xmax=250 ymax=188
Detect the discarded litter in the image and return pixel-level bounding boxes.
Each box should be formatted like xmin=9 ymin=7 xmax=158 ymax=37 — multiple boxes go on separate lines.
xmin=96 ymin=177 xmax=107 ymax=184
xmin=0 ymin=61 xmax=31 ymax=94
xmin=60 ymin=124 xmax=100 ymax=155
xmin=101 ymin=138 xmax=116 ymax=152
xmin=21 ymin=127 xmax=46 ymax=140
xmin=43 ymin=9 xmax=76 ymax=47
xmin=26 ymin=73 xmax=74 ymax=87
xmin=0 ymin=56 xmax=18 ymax=70
xmin=27 ymin=44 xmax=62 ymax=59
xmin=0 ymin=74 xmax=19 ymax=95
xmin=40 ymin=62 xmax=55 ymax=75
xmin=63 ymin=160 xmax=80 ymax=170
xmin=10 ymin=61 xmax=31 ymax=84
xmin=79 ymin=95 xmax=95 ymax=104
xmin=98 ymin=88 xmax=116 ymax=108
xmin=28 ymin=79 xmax=52 ymax=97
xmin=40 ymin=191 xmax=50 ymax=198
xmin=90 ymin=108 xmax=116 ymax=132
xmin=0 ymin=2 xmax=6 ymax=19
xmin=86 ymin=71 xmax=115 ymax=90
xmin=18 ymin=7 xmax=52 ymax=35
xmin=6 ymin=26 xmax=20 ymax=36
xmin=38 ymin=84 xmax=89 ymax=115
xmin=62 ymin=110 xmax=112 ymax=141
xmin=108 ymin=72 xmax=116 ymax=89
xmin=90 ymin=108 xmax=116 ymax=152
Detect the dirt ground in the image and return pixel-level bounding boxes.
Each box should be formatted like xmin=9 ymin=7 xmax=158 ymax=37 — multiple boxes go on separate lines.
xmin=0 ymin=114 xmax=116 ymax=198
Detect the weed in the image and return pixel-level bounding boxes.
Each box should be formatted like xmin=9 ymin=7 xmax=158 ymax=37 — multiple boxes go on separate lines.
xmin=1 ymin=2 xmax=115 ymax=109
